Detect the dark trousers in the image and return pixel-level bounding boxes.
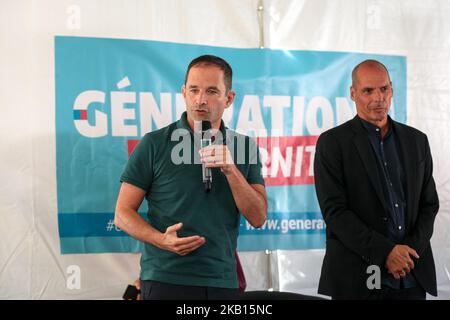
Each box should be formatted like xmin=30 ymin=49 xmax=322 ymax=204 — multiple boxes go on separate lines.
xmin=367 ymin=285 xmax=426 ymax=300
xmin=140 ymin=280 xmax=239 ymax=300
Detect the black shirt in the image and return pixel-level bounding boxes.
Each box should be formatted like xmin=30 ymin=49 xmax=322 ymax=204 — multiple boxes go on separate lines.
xmin=359 ymin=116 xmax=417 ymax=289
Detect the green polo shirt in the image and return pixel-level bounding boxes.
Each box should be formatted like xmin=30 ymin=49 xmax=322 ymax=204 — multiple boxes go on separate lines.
xmin=120 ymin=112 xmax=264 ymax=288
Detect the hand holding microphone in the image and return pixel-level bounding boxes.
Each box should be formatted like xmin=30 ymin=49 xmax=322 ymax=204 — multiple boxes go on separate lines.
xmin=200 ymin=121 xmax=235 ymax=192
xmin=199 ymin=145 xmax=235 ymax=173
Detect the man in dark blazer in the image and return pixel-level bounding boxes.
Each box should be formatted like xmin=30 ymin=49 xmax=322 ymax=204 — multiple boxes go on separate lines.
xmin=314 ymin=59 xmax=439 ymax=300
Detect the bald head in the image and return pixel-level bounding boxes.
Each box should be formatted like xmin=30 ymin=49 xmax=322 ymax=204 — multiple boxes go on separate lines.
xmin=352 ymin=60 xmax=391 ymax=87
xmin=350 ymin=59 xmax=393 ymax=127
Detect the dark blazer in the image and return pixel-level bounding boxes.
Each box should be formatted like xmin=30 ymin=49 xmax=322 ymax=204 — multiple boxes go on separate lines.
xmin=314 ymin=116 xmax=439 ymax=299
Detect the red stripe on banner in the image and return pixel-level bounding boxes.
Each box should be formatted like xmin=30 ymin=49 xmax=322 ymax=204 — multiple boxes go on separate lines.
xmin=126 ymin=135 xmax=317 ymax=186
xmin=127 ymin=140 xmax=139 ymax=156
xmin=256 ymin=136 xmax=318 ymax=186
xmin=80 ymin=110 xmax=87 ymax=120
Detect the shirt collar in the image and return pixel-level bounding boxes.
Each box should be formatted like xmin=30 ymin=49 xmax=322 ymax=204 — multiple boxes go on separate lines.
xmin=176 ymin=111 xmax=228 ymax=143
xmin=358 ymin=115 xmax=393 ymax=139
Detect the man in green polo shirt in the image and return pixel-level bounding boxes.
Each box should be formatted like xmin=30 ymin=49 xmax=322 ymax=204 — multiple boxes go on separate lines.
xmin=114 ymin=55 xmax=267 ymax=300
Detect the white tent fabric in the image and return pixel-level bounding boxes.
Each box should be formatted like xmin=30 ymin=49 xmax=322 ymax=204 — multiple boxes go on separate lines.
xmin=1 ymin=0 xmax=449 ymax=299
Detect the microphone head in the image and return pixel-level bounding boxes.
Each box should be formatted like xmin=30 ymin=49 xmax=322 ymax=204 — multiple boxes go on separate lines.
xmin=201 ymin=120 xmax=212 ymax=139
xmin=201 ymin=120 xmax=212 ymax=133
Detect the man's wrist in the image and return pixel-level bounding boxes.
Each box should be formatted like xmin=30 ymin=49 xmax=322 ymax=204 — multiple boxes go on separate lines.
xmin=150 ymin=229 xmax=164 ymax=249
xmin=222 ymin=163 xmax=238 ymax=176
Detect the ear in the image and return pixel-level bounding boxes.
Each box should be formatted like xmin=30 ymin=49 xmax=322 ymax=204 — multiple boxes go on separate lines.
xmin=225 ymin=90 xmax=236 ymax=108
xmin=181 ymin=85 xmax=186 ymax=99
xmin=350 ymin=86 xmax=355 ymax=101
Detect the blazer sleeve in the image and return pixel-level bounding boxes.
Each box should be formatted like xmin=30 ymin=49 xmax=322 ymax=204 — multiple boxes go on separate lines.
xmin=403 ymin=135 xmax=439 ymax=255
xmin=314 ymin=131 xmax=395 ymax=267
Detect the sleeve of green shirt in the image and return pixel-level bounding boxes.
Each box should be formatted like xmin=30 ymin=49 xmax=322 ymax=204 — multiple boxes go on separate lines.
xmin=246 ymin=136 xmax=265 ymax=186
xmin=120 ymin=133 xmax=153 ymax=191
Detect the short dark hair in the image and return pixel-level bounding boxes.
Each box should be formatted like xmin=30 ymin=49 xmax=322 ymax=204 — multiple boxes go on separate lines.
xmin=184 ymin=55 xmax=233 ymax=91
xmin=352 ymin=59 xmax=391 ymax=86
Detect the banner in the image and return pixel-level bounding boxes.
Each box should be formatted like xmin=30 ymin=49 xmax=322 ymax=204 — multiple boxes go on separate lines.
xmin=55 ymin=36 xmax=406 ymax=253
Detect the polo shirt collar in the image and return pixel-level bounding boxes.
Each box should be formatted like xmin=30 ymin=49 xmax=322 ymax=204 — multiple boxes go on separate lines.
xmin=176 ymin=111 xmax=228 ymax=143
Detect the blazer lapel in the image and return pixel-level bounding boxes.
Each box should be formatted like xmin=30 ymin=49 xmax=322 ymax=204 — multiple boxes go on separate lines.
xmin=350 ymin=117 xmax=390 ymax=214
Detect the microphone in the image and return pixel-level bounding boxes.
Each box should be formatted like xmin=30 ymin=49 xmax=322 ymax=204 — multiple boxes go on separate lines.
xmin=201 ymin=120 xmax=212 ymax=193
